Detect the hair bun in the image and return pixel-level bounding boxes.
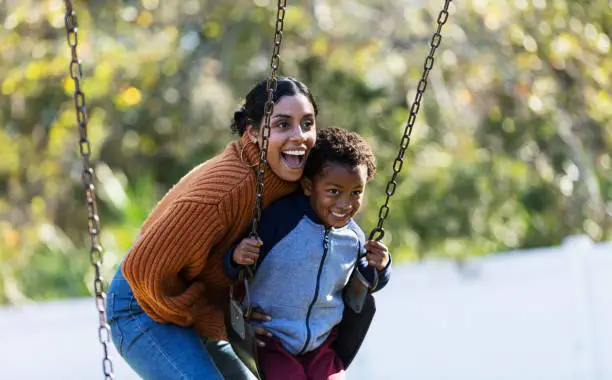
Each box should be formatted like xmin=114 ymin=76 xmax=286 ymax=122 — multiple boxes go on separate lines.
xmin=231 ymin=107 xmax=249 ymax=135
xmin=234 ymin=107 xmax=247 ymax=124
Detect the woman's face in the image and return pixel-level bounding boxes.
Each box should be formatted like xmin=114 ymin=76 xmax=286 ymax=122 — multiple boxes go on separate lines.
xmin=247 ymin=94 xmax=317 ymax=182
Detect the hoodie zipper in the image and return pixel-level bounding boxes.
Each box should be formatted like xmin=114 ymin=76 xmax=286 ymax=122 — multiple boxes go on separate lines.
xmin=299 ymin=226 xmax=331 ymax=354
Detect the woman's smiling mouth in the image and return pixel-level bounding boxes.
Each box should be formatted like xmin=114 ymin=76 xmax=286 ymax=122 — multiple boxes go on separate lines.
xmin=281 ymin=149 xmax=306 ymax=169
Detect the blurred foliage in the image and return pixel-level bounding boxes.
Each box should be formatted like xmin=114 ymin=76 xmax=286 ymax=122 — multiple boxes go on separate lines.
xmin=0 ymin=0 xmax=610 ymax=304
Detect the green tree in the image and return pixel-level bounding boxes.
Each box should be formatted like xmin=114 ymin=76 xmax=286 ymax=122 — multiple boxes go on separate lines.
xmin=0 ymin=0 xmax=610 ymax=304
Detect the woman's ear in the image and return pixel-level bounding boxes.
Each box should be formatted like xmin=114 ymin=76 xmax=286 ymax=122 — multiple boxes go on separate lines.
xmin=244 ymin=124 xmax=259 ymax=144
xmin=301 ymin=177 xmax=313 ymax=196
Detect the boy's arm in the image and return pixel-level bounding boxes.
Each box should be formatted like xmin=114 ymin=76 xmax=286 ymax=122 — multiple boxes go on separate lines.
xmin=357 ymin=254 xmax=391 ymax=292
xmin=224 ymin=194 xmax=301 ymax=280
xmin=223 ymin=245 xmax=242 ymax=280
xmin=351 ymin=221 xmax=392 ymax=292
xmin=357 ymin=253 xmax=392 ymax=292
xmin=223 ymin=232 xmax=269 ymax=281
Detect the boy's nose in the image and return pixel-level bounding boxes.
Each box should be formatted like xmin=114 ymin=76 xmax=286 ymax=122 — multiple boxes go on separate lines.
xmin=336 ymin=201 xmax=353 ymax=210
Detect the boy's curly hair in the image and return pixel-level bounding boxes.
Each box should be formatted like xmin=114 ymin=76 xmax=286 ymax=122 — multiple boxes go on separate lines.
xmin=303 ymin=126 xmax=376 ymax=181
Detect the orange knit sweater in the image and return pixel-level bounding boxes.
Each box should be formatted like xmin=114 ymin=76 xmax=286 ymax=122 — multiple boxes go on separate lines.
xmin=121 ymin=133 xmax=297 ymax=340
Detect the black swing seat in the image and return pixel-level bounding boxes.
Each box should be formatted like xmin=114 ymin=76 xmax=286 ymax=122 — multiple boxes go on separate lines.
xmin=226 ymin=313 xmax=262 ymax=379
xmin=333 ymin=292 xmax=376 ymax=368
xmin=226 ymin=282 xmax=264 ymax=379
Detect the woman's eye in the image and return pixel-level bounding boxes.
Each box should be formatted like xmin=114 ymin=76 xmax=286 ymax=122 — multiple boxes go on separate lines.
xmin=301 ymin=120 xmax=314 ymax=130
xmin=276 ymin=121 xmax=290 ymax=128
xmin=327 ymin=189 xmax=339 ymax=195
xmin=352 ymin=191 xmax=362 ymax=196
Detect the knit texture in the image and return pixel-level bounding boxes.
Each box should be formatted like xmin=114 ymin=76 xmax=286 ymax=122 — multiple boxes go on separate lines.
xmin=121 ymin=133 xmax=297 ymax=340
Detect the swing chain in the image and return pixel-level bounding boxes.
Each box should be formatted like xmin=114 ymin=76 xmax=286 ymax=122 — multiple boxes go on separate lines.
xmin=250 ymin=0 xmax=287 ymax=239
xmin=64 ymin=1 xmax=114 ymax=378
xmin=369 ymin=0 xmax=452 ymax=242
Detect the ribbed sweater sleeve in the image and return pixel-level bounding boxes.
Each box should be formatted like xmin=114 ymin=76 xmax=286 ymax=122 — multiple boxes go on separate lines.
xmin=121 ymin=199 xmax=225 ymax=327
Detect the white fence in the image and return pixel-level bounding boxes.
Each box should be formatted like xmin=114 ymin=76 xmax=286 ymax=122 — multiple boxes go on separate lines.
xmin=1 ymin=235 xmax=610 ymax=379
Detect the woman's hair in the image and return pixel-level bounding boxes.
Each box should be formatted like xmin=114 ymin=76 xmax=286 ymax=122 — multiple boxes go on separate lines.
xmin=303 ymin=126 xmax=377 ymax=181
xmin=231 ymin=76 xmax=318 ymax=136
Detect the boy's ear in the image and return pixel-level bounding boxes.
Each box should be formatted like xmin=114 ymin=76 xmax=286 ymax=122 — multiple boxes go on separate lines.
xmin=301 ymin=177 xmax=313 ymax=196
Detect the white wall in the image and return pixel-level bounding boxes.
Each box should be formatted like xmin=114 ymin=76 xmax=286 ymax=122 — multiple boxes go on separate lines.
xmin=350 ymin=236 xmax=612 ymax=380
xmin=1 ymin=236 xmax=610 ymax=380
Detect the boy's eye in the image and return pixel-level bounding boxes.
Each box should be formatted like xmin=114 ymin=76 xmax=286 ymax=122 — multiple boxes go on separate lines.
xmin=352 ymin=190 xmax=362 ymax=196
xmin=327 ymin=189 xmax=339 ymax=195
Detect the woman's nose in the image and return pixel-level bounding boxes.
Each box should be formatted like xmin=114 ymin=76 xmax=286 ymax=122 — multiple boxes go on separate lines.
xmin=290 ymin=124 xmax=306 ymax=141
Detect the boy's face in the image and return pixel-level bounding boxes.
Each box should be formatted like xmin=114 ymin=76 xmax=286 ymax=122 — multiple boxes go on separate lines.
xmin=301 ymin=162 xmax=368 ymax=228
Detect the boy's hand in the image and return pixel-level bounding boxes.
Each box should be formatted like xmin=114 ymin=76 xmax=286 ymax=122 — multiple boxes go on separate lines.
xmin=364 ymin=240 xmax=390 ymax=271
xmin=232 ymin=237 xmax=263 ymax=265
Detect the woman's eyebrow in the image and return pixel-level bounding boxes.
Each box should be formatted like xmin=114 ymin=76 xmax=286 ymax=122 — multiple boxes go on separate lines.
xmin=271 ymin=114 xmax=291 ymax=119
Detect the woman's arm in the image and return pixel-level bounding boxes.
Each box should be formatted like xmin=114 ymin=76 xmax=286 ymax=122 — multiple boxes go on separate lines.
xmin=122 ymin=200 xmax=226 ymax=327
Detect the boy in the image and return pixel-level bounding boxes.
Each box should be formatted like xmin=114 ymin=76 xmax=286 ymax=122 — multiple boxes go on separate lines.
xmin=225 ymin=127 xmax=391 ymax=380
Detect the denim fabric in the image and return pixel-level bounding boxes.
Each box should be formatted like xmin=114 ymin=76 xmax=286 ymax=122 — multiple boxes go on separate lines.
xmin=107 ymin=264 xmax=256 ymax=380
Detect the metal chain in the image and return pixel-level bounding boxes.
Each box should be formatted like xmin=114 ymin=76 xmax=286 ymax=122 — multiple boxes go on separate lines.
xmin=250 ymin=0 xmax=287 ymax=238
xmin=233 ymin=0 xmax=287 ymax=317
xmin=63 ymin=2 xmax=114 ymax=378
xmin=369 ymin=0 xmax=452 ymax=241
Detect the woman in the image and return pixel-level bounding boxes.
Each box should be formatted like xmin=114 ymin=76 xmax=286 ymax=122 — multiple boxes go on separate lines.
xmin=106 ymin=76 xmax=318 ymax=379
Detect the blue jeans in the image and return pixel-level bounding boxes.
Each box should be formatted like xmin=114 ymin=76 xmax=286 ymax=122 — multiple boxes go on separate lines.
xmin=107 ymin=264 xmax=256 ymax=380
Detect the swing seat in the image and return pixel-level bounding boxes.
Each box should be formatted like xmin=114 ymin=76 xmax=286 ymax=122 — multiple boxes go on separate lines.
xmin=226 ymin=305 xmax=262 ymax=379
xmin=226 ymin=279 xmax=264 ymax=380
xmin=333 ymin=292 xmax=376 ymax=368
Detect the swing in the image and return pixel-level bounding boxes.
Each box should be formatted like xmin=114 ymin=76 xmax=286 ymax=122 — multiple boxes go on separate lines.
xmin=62 ymin=1 xmax=114 ymax=378
xmin=226 ymin=1 xmax=453 ymax=378
xmin=62 ymin=0 xmax=452 ymax=378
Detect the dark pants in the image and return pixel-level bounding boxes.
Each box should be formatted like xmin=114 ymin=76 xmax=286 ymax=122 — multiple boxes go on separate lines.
xmin=258 ymin=331 xmax=346 ymax=380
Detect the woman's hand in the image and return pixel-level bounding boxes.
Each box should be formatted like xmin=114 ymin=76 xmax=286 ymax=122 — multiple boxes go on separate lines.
xmin=247 ymin=310 xmax=273 ymax=347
